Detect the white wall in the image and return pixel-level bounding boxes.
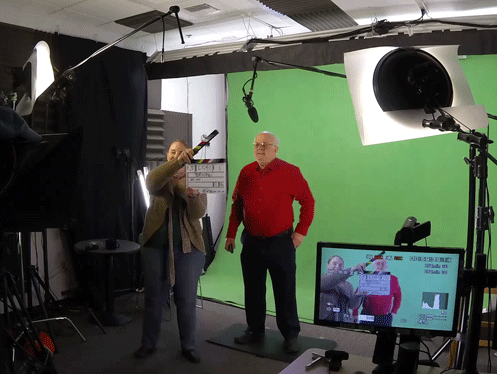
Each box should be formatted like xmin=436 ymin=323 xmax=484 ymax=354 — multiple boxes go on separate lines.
xmin=162 ymin=74 xmax=228 ymax=251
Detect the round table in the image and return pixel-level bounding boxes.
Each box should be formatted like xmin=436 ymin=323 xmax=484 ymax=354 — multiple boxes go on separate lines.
xmin=74 ymin=239 xmax=140 ymax=326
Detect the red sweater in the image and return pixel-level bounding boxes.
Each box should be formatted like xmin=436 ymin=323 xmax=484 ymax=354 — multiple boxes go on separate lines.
xmin=227 ymin=158 xmax=315 ymax=238
xmin=361 ymin=274 xmax=402 ymax=315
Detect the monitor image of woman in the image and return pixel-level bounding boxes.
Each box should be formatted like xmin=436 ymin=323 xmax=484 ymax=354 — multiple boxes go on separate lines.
xmin=319 ymin=255 xmax=366 ymax=322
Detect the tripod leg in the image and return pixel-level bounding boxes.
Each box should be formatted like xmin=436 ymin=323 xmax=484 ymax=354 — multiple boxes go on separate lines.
xmin=431 ymin=337 xmax=453 ymax=361
xmin=29 ymin=267 xmax=58 ymax=353
xmin=30 ymin=265 xmax=60 ymax=307
xmin=87 ymin=308 xmax=106 ymax=334
xmin=3 ymin=272 xmax=44 ymax=356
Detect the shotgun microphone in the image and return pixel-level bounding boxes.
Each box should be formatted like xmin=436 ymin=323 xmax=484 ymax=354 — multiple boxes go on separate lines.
xmin=242 ymin=57 xmax=260 ymax=123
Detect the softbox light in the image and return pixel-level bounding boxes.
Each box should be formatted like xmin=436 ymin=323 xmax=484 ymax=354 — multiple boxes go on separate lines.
xmin=15 ymin=41 xmax=55 ymax=117
xmin=344 ymin=45 xmax=488 ymax=146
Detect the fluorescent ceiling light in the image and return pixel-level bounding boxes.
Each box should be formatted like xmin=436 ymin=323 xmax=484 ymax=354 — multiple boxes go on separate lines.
xmin=355 ymin=7 xmax=497 ymax=26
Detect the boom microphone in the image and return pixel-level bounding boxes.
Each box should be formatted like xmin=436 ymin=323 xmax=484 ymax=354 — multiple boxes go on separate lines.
xmin=247 ymin=105 xmax=258 ymax=123
xmin=242 ymin=57 xmax=260 ymax=123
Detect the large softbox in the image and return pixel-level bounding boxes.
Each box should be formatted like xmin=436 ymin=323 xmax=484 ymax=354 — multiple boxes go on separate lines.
xmin=344 ymin=45 xmax=488 ymax=146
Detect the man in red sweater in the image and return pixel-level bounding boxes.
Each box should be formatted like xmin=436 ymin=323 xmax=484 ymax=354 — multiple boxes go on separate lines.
xmin=225 ymin=131 xmax=315 ymax=353
xmin=356 ymin=258 xmax=402 ymax=327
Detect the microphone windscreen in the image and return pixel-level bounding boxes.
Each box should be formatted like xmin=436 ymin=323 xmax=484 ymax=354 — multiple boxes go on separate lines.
xmin=248 ymin=106 xmax=259 ymax=123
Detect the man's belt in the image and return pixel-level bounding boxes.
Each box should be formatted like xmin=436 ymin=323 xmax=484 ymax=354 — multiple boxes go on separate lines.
xmin=250 ymin=228 xmax=293 ymax=240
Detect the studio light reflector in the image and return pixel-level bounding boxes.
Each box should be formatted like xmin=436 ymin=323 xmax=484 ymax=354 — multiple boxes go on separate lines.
xmin=344 ymin=45 xmax=488 ymax=146
xmin=16 ymin=41 xmax=55 ymax=117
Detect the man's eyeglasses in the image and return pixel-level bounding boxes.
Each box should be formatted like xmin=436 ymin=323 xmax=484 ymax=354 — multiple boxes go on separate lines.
xmin=253 ymin=142 xmax=275 ymax=149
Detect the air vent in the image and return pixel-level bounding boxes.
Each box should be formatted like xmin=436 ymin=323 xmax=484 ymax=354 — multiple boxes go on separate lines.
xmin=185 ymin=3 xmax=220 ymax=13
xmin=257 ymin=0 xmax=357 ymax=31
xmin=115 ymin=10 xmax=193 ymax=34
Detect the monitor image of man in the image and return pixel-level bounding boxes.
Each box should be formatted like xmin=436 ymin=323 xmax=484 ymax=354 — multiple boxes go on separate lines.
xmin=355 ymin=257 xmax=402 ymax=327
xmin=319 ymin=255 xmax=366 ymax=322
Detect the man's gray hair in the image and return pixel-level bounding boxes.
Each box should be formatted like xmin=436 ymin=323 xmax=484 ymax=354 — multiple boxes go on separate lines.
xmin=256 ymin=131 xmax=280 ymax=146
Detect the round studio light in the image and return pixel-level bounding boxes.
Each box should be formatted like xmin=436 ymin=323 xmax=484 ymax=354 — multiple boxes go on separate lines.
xmin=373 ymin=48 xmax=453 ymax=112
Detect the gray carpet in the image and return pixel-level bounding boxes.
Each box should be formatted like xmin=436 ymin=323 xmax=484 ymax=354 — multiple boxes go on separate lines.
xmin=206 ymin=322 xmax=337 ymax=363
xmin=22 ymin=293 xmax=497 ymax=374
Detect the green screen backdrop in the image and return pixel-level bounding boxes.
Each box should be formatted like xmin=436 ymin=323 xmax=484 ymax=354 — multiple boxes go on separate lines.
xmin=199 ymin=54 xmax=497 ymax=324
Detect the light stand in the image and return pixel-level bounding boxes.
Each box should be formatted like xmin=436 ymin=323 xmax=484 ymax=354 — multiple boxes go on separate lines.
xmin=456 ymin=131 xmax=497 ymax=374
xmin=430 ymin=142 xmax=478 ymax=367
xmin=423 ymin=128 xmax=497 ymax=372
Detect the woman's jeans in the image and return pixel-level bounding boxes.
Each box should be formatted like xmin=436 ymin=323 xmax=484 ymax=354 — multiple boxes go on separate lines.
xmin=140 ymin=239 xmax=205 ymax=351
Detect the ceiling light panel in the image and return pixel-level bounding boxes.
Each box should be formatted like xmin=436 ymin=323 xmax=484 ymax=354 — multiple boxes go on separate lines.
xmin=32 ymin=0 xmax=89 ymax=12
xmin=64 ymin=0 xmax=152 ymax=22
xmin=115 ymin=10 xmax=192 ymax=33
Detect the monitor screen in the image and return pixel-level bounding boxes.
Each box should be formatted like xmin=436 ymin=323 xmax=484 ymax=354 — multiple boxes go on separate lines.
xmin=314 ymin=242 xmax=464 ymax=337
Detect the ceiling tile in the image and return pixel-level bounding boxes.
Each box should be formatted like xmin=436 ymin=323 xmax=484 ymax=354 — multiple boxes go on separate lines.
xmin=65 ymin=0 xmax=153 ymax=21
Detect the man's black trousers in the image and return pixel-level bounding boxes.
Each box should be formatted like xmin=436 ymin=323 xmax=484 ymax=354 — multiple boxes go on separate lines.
xmin=240 ymin=229 xmax=300 ymax=340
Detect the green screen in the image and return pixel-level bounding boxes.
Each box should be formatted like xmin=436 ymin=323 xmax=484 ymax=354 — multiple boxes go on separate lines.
xmin=199 ymin=54 xmax=497 ymax=323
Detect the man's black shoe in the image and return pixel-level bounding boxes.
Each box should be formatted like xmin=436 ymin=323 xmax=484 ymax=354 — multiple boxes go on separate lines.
xmin=182 ymin=349 xmax=201 ymax=363
xmin=133 ymin=346 xmax=156 ymax=359
xmin=234 ymin=330 xmax=264 ymax=344
xmin=284 ymin=338 xmax=300 ymax=353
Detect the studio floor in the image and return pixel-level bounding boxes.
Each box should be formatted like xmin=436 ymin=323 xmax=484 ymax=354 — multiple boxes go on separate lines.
xmin=16 ymin=292 xmax=497 ymax=374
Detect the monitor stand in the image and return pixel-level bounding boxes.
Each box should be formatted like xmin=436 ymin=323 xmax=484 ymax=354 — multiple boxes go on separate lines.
xmin=395 ymin=335 xmax=421 ymax=374
xmin=372 ymin=331 xmax=396 ymax=374
xmin=372 ymin=332 xmax=421 ymax=374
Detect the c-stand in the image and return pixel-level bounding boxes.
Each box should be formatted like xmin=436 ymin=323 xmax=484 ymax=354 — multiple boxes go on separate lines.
xmin=455 ymin=131 xmax=497 ymax=374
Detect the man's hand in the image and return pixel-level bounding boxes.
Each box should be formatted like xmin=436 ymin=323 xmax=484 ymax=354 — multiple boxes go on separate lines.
xmin=225 ymin=238 xmax=235 ymax=253
xmin=291 ymin=232 xmax=304 ymax=248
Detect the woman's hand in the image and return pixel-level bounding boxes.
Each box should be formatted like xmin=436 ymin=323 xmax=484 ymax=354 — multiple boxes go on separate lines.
xmin=178 ymin=148 xmax=194 ymax=164
xmin=186 ymin=187 xmax=200 ymax=198
xmin=351 ymin=263 xmax=367 ymax=274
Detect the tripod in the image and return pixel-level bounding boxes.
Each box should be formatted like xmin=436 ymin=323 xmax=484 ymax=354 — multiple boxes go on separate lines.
xmin=18 ymin=230 xmax=104 ymax=351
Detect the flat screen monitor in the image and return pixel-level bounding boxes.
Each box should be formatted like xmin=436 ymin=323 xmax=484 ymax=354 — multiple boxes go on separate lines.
xmin=314 ymin=242 xmax=464 ymax=337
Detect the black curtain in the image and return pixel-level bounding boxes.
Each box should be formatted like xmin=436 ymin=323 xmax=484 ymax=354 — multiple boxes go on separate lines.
xmin=0 ymin=24 xmax=148 ymax=242
xmin=52 ymin=35 xmax=148 ymax=299
xmin=0 ymin=23 xmax=148 ymax=303
xmin=50 ymin=34 xmax=148 ymax=243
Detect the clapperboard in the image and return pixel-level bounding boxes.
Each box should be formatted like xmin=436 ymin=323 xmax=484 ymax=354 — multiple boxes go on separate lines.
xmin=186 ymin=159 xmax=226 ymax=194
